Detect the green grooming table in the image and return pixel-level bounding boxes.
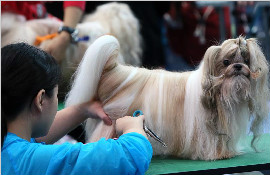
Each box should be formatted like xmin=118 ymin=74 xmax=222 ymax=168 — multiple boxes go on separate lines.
xmin=58 ymin=103 xmax=269 ymax=174
xmin=146 ymin=134 xmax=270 ymax=175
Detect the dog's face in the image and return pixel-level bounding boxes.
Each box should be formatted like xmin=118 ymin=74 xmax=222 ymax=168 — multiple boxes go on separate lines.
xmin=216 ymin=38 xmax=252 ymax=104
xmin=202 ymin=37 xmax=269 ymax=109
xmin=216 ymin=38 xmax=250 ymax=78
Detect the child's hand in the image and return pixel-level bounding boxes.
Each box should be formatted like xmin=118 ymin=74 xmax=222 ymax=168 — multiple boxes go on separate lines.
xmin=77 ymin=100 xmax=112 ymax=125
xmin=116 ymin=115 xmax=148 ymax=139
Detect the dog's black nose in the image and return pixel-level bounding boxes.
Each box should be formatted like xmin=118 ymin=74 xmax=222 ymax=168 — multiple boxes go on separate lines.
xmin=234 ymin=64 xmax=242 ymax=71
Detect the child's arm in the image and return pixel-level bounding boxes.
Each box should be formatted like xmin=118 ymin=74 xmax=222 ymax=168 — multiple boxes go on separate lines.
xmin=35 ymin=100 xmax=112 ymax=144
xmin=17 ymin=132 xmax=152 ymax=175
xmin=19 ymin=116 xmax=151 ymax=175
xmin=91 ymin=116 xmax=152 ymax=174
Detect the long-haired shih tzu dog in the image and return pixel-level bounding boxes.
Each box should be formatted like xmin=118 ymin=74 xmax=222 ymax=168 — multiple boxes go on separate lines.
xmin=66 ymin=35 xmax=269 ymax=160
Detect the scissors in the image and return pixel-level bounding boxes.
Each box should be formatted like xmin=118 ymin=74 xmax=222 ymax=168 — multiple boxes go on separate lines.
xmin=133 ymin=110 xmax=167 ymax=147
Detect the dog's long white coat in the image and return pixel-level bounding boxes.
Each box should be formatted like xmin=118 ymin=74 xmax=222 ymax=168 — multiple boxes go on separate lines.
xmin=66 ymin=35 xmax=269 ymax=160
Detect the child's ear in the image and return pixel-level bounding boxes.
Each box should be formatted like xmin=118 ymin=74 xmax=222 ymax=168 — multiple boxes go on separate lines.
xmin=33 ymin=89 xmax=45 ymax=112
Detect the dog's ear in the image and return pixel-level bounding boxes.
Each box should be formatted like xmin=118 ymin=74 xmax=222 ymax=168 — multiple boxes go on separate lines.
xmin=246 ymin=38 xmax=270 ymax=149
xmin=201 ymin=46 xmax=221 ymax=109
xmin=247 ymin=38 xmax=269 ymax=75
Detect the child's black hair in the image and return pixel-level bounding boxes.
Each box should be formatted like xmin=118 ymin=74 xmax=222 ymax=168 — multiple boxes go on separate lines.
xmin=1 ymin=43 xmax=61 ymax=147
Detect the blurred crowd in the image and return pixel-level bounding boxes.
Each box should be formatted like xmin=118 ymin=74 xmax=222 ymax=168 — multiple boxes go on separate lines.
xmin=83 ymin=2 xmax=270 ymax=71
xmin=2 ymin=1 xmax=269 ymax=71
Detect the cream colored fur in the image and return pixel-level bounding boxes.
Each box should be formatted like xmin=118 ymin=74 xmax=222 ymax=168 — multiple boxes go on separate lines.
xmin=83 ymin=2 xmax=142 ymax=66
xmin=66 ymin=35 xmax=269 ymax=160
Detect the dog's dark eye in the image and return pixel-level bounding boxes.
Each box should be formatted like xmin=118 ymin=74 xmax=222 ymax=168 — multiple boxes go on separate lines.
xmin=244 ymin=59 xmax=249 ymax=64
xmin=223 ymin=60 xmax=230 ymax=66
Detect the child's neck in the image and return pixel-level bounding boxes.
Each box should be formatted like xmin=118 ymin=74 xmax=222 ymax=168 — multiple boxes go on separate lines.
xmin=7 ymin=111 xmax=32 ymax=142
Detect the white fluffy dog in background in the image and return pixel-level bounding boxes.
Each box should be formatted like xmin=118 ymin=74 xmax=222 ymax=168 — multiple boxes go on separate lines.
xmin=1 ymin=2 xmax=142 ymax=97
xmin=66 ymin=35 xmax=269 ymax=160
xmin=82 ymin=2 xmax=142 ymax=66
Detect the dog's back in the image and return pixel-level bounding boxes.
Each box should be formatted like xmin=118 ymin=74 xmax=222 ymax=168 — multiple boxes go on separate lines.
xmin=65 ymin=35 xmax=194 ymax=156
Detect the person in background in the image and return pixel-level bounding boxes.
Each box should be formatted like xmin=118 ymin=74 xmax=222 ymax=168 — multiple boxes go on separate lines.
xmin=1 ymin=1 xmax=86 ymax=63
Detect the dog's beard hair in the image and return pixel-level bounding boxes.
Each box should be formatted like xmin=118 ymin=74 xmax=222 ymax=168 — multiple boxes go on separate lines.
xmin=205 ymin=68 xmax=253 ymax=156
xmin=198 ymin=72 xmax=251 ymax=158
xmin=213 ymin=75 xmax=251 ymax=111
xmin=180 ymin=67 xmax=239 ymax=159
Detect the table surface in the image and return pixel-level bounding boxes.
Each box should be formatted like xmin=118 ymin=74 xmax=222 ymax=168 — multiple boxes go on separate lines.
xmin=146 ymin=134 xmax=270 ymax=175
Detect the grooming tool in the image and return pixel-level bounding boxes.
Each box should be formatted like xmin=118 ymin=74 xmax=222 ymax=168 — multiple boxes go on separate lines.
xmin=133 ymin=110 xmax=167 ymax=147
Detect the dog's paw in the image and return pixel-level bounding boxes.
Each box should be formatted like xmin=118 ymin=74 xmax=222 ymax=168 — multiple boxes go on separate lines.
xmin=216 ymin=151 xmax=235 ymax=160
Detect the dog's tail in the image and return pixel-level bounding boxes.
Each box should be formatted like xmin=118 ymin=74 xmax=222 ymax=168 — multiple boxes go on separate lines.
xmin=65 ymin=35 xmax=120 ymax=142
xmin=65 ymin=35 xmax=120 ymax=107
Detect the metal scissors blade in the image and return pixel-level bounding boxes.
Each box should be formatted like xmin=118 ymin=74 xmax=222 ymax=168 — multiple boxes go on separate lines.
xmin=133 ymin=110 xmax=167 ymax=147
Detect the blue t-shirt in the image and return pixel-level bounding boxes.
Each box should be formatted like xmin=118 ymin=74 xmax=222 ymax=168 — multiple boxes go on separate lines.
xmin=1 ymin=132 xmax=152 ymax=175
